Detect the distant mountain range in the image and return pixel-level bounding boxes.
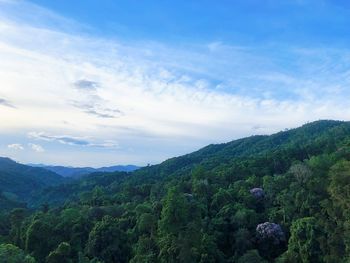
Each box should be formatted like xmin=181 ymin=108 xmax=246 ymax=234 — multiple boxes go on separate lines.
xmin=28 ymin=164 xmax=140 ymax=178
xmin=0 ymin=157 xmax=140 ymax=209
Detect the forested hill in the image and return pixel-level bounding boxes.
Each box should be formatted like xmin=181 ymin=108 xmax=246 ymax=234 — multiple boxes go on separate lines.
xmin=1 ymin=120 xmax=350 ymax=262
xmin=131 ymin=119 xmax=348 ymax=179
xmin=31 ymin=120 xmax=348 ymax=207
xmin=0 ymin=157 xmax=64 ymax=202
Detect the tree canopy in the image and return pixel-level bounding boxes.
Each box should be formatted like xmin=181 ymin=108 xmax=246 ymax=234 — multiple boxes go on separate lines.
xmin=1 ymin=120 xmax=350 ymax=262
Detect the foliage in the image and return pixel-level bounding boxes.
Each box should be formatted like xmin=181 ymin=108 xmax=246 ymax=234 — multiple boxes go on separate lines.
xmin=0 ymin=120 xmax=349 ymax=262
xmin=0 ymin=158 xmax=64 ymax=202
xmin=0 ymin=243 xmax=36 ymax=263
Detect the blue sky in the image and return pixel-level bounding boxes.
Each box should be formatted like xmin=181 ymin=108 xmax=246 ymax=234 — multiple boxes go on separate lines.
xmin=0 ymin=0 xmax=350 ymax=167
xmin=29 ymin=0 xmax=350 ymax=45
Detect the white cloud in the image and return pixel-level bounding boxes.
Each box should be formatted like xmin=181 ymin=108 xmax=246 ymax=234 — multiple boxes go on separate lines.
xmin=28 ymin=143 xmax=45 ymax=152
xmin=7 ymin=143 xmax=24 ymax=150
xmin=28 ymin=132 xmax=118 ymax=148
xmin=0 ymin=0 xmax=349 ymax=166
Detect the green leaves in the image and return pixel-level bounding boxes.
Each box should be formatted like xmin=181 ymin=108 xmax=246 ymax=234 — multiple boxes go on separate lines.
xmin=329 ymin=160 xmax=350 ymax=211
xmin=46 ymin=242 xmax=72 ymax=263
xmin=86 ymin=216 xmax=130 ymax=263
xmin=282 ymin=217 xmax=323 ymax=263
xmin=0 ymin=243 xmax=36 ymax=263
xmin=1 ymin=120 xmax=350 ymax=261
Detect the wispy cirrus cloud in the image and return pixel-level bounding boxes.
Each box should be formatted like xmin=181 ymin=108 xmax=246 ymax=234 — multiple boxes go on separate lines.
xmin=28 ymin=132 xmax=89 ymax=145
xmin=0 ymin=0 xmax=350 ymax=166
xmin=70 ymin=98 xmax=123 ymax=119
xmin=28 ymin=132 xmax=118 ymax=148
xmin=71 ymin=79 xmax=123 ymax=118
xmin=83 ymin=108 xmax=122 ymax=119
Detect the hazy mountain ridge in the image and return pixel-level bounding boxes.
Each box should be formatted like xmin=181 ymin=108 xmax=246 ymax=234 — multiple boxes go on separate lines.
xmin=28 ymin=164 xmax=140 ymax=178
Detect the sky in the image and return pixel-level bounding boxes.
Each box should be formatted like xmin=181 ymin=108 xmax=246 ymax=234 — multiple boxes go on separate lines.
xmin=1 ymin=0 xmax=350 ymax=167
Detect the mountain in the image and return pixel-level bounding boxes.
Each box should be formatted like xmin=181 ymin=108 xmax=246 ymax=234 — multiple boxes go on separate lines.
xmin=2 ymin=120 xmax=350 ymax=262
xmin=30 ymin=120 xmax=350 ymax=206
xmin=0 ymin=157 xmax=65 ymax=202
xmin=28 ymin=164 xmax=140 ymax=178
xmin=130 ymin=119 xmax=349 ymax=180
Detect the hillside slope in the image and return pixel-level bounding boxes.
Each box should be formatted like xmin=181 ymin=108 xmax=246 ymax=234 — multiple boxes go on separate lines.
xmin=3 ymin=120 xmax=350 ymax=262
xmin=31 ymin=120 xmax=350 ymax=206
xmin=131 ymin=119 xmax=348 ymax=179
xmin=0 ymin=157 xmax=65 ymax=202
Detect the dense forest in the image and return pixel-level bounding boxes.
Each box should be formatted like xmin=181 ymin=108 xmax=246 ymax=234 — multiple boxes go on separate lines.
xmin=1 ymin=120 xmax=350 ymax=262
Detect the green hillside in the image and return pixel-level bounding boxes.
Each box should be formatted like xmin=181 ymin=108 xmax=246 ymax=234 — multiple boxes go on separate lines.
xmin=1 ymin=120 xmax=350 ymax=262
xmin=0 ymin=157 xmax=65 ymax=202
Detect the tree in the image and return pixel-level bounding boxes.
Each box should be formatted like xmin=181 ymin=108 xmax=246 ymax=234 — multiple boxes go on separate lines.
xmin=0 ymin=243 xmax=36 ymax=263
xmin=283 ymin=217 xmax=323 ymax=263
xmin=210 ymin=189 xmax=232 ymax=213
xmin=9 ymin=208 xmax=26 ymax=246
xmin=25 ymin=219 xmax=54 ymax=262
xmin=137 ymin=213 xmax=157 ymax=235
xmin=130 ymin=235 xmax=158 ymax=263
xmin=233 ymin=228 xmax=252 ymax=256
xmin=158 ymin=187 xmax=204 ymax=263
xmin=328 ymin=160 xmax=350 ymax=259
xmin=86 ymin=216 xmax=130 ymax=263
xmin=289 ymin=163 xmax=312 ymax=184
xmin=329 ymin=160 xmax=350 ymax=211
xmin=158 ymin=187 xmax=188 ymax=236
xmin=198 ymin=233 xmax=224 ymax=263
xmin=46 ymin=242 xmax=72 ymax=263
xmin=91 ymin=187 xmax=106 ymax=206
xmin=158 ymin=187 xmax=189 ymax=263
